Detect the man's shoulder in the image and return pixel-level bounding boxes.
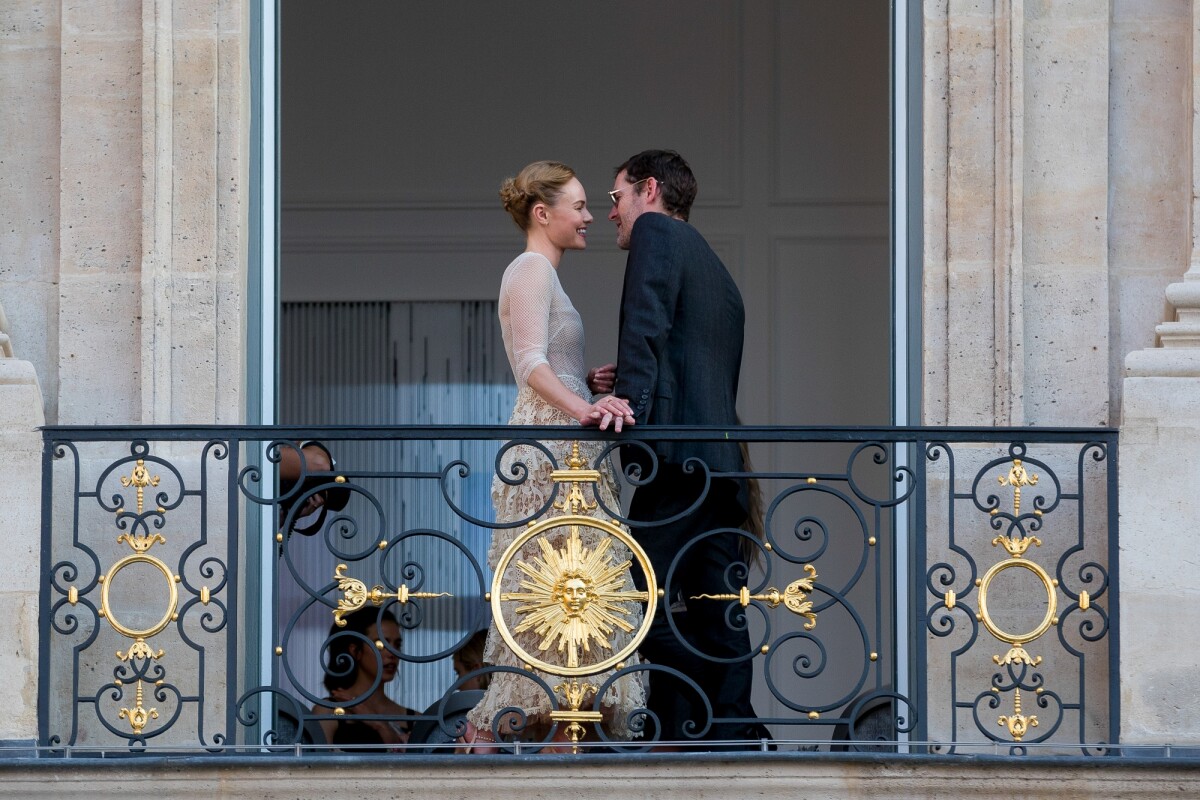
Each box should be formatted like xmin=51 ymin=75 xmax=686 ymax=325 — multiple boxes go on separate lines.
xmin=631 ymin=213 xmax=712 ymax=255
xmin=630 ymin=211 xmax=684 ymax=239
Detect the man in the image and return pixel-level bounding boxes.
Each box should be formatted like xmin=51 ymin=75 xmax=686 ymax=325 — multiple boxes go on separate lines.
xmin=609 ymin=150 xmax=762 ymax=745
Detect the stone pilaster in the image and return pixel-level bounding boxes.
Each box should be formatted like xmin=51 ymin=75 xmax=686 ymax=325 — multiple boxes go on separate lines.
xmin=138 ymin=0 xmax=248 ymax=426
xmin=1116 ymin=1 xmax=1200 ymax=748
xmin=924 ymin=1 xmax=1110 ymax=426
xmin=0 ymin=303 xmax=45 ymax=744
xmin=54 ymin=0 xmax=247 ymax=426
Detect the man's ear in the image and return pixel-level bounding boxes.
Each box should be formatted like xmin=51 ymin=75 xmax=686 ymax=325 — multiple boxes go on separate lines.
xmin=645 ymin=178 xmax=663 ymax=206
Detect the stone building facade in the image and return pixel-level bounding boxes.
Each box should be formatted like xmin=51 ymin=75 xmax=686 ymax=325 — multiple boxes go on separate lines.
xmin=2 ymin=1 xmax=1199 ymax=795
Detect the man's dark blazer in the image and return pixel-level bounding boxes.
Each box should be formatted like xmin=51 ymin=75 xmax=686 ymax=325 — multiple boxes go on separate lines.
xmin=615 ymin=212 xmax=745 ymax=475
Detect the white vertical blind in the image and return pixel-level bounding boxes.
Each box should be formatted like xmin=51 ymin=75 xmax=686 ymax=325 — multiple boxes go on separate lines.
xmin=279 ymin=301 xmax=514 ymax=713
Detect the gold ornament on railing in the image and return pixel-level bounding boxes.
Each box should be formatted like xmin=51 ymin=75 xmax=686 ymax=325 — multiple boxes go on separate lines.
xmin=503 ymin=525 xmax=647 ymax=668
xmin=332 ymin=563 xmax=453 ymax=626
xmin=975 ymin=456 xmax=1060 ymax=743
xmin=997 ymin=688 xmax=1038 ymax=742
xmin=116 ymin=460 xmax=167 ymax=553
xmin=550 ymin=443 xmax=601 ymax=515
xmin=120 ymin=459 xmax=160 ymax=515
xmin=998 ymin=458 xmax=1038 ymax=517
xmin=692 ymin=564 xmax=819 ymax=631
xmin=117 ymin=680 xmax=160 ymax=735
xmin=488 ymin=442 xmax=658 ymax=749
xmin=549 ymin=678 xmax=604 ymax=753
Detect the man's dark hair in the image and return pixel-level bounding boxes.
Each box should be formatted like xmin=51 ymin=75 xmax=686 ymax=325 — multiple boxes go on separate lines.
xmin=614 ymin=149 xmax=698 ymax=221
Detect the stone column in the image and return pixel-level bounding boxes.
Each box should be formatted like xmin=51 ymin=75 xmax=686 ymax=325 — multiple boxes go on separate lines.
xmin=1117 ymin=1 xmax=1200 ymax=749
xmin=0 ymin=304 xmax=46 ymax=746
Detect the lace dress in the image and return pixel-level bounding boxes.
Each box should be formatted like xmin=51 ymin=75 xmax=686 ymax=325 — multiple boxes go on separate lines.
xmin=467 ymin=252 xmax=646 ymax=738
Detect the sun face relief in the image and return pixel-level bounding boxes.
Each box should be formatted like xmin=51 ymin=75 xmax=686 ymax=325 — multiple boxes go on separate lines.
xmin=557 ymin=574 xmax=592 ymax=616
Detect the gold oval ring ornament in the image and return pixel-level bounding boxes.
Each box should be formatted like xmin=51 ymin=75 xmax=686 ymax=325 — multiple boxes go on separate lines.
xmin=491 ymin=514 xmax=656 ymax=678
xmin=977 ymin=557 xmax=1057 ymax=645
xmin=98 ymin=553 xmax=180 ymax=639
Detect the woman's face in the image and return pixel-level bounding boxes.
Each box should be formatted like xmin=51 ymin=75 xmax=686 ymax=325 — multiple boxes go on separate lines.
xmin=541 ymin=177 xmax=593 ymax=252
xmin=351 ymin=619 xmax=401 ymax=684
xmin=453 ymin=650 xmax=485 ymax=691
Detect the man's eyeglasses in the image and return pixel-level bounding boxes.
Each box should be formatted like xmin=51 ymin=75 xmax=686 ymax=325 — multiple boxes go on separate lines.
xmin=608 ymin=176 xmax=653 ymax=206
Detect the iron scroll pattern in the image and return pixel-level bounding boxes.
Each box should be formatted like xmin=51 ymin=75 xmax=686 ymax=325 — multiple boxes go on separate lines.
xmin=37 ymin=426 xmax=1118 ymax=754
xmin=40 ymin=438 xmax=236 ymax=751
xmin=920 ymin=440 xmax=1117 ymax=754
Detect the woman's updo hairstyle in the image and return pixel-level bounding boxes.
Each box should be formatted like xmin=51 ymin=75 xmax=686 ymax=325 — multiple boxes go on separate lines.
xmin=500 ymin=160 xmax=576 ymax=231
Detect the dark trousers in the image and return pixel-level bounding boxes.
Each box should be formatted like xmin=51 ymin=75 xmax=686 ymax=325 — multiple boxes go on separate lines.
xmin=629 ymin=467 xmax=761 ymax=743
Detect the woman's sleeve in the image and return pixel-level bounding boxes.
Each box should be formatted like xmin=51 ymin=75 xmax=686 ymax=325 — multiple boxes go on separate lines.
xmin=505 ymin=256 xmax=554 ymax=386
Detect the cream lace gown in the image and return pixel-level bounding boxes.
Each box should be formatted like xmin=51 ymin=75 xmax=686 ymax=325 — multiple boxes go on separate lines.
xmin=467 ymin=252 xmax=646 ymax=738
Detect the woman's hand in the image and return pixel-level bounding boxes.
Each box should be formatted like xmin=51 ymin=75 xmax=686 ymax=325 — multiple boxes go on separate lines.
xmin=582 ymin=394 xmax=635 ymax=432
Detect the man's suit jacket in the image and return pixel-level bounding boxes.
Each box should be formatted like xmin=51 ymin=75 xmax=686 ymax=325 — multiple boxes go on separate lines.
xmin=615 ymin=212 xmax=745 ymax=474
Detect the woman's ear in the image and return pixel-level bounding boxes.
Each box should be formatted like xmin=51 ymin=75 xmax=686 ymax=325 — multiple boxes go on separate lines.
xmin=532 ymin=201 xmax=550 ymax=226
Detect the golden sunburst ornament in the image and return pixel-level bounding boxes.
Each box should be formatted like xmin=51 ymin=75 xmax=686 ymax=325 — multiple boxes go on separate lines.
xmin=492 ymin=514 xmax=657 ymax=678
xmin=504 ymin=524 xmax=646 ymax=668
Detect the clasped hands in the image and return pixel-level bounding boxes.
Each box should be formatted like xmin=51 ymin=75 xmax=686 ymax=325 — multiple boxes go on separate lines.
xmin=584 ymin=363 xmax=634 ymax=432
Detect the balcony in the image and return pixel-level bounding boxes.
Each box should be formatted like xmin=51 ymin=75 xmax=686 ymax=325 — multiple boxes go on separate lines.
xmin=36 ymin=425 xmax=1119 ymax=760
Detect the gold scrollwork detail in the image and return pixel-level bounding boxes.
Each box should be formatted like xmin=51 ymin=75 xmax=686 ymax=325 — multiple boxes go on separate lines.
xmin=976 ymin=557 xmax=1058 ymax=647
xmin=120 ymin=459 xmax=161 ymax=516
xmin=549 ymin=678 xmax=604 ymax=752
xmin=998 ymin=688 xmax=1038 ymax=742
xmin=118 ymin=681 xmax=160 ymax=735
xmin=993 ymin=645 xmax=1042 ymax=667
xmin=691 ymin=564 xmax=819 ymax=631
xmin=549 ymin=443 xmax=601 ymax=515
xmin=998 ymin=458 xmax=1039 ymax=516
xmin=992 ymin=534 xmax=1041 ymax=558
xmin=332 ymin=563 xmax=453 ymax=627
xmin=116 ymin=531 xmax=167 ymax=554
xmin=117 ymin=637 xmax=164 ymax=662
xmin=98 ymin=553 xmax=180 ymax=640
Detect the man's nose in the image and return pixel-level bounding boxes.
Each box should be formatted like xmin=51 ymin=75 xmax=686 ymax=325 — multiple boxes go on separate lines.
xmin=608 ymin=205 xmax=618 ymax=221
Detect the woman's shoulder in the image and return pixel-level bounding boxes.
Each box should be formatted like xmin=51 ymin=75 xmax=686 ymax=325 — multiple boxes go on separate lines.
xmin=505 ymin=251 xmax=554 ymax=274
xmin=501 ymin=251 xmax=558 ymax=292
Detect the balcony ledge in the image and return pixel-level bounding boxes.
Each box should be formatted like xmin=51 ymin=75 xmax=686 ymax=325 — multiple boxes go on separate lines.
xmin=1 ymin=752 xmax=1199 ymax=800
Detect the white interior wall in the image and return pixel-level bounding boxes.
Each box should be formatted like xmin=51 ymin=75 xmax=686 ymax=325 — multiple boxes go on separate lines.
xmin=279 ymin=0 xmax=891 ymax=429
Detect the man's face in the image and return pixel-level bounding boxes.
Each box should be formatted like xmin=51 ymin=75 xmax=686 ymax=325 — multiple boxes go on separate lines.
xmin=608 ymin=170 xmax=647 ymax=250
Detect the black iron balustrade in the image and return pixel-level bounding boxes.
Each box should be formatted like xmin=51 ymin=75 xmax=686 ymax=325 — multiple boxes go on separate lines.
xmin=37 ymin=425 xmax=1118 ymax=755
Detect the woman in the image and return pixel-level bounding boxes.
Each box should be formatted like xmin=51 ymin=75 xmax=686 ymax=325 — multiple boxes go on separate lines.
xmin=464 ymin=161 xmax=645 ymax=749
xmin=312 ymin=607 xmax=416 ymax=750
xmin=452 ymin=629 xmax=490 ymax=692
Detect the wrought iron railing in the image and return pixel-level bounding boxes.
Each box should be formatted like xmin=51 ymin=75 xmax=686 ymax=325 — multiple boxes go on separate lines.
xmin=38 ymin=425 xmax=1118 ymax=755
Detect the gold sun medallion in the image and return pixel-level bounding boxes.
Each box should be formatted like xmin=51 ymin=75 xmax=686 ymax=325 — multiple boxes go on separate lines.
xmin=492 ymin=514 xmax=656 ymax=678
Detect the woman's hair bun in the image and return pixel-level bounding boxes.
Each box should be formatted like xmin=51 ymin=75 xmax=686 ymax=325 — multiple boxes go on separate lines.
xmin=499 ymin=161 xmax=575 ymax=231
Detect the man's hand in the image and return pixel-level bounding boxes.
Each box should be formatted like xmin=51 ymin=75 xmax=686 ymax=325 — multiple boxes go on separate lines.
xmin=587 ymin=363 xmax=617 ymax=395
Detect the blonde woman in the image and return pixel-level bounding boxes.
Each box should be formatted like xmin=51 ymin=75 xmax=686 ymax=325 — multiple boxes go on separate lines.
xmin=464 ymin=161 xmax=645 ymax=751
